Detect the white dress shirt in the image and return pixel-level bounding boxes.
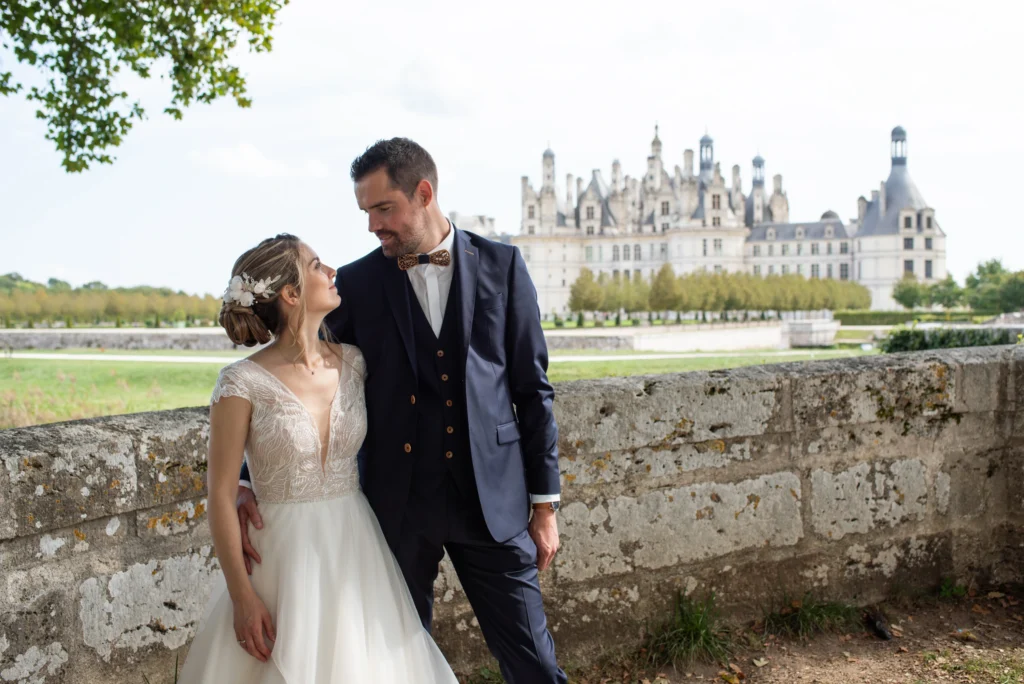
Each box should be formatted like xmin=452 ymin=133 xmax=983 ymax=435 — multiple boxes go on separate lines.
xmin=245 ymin=221 xmax=558 ymax=506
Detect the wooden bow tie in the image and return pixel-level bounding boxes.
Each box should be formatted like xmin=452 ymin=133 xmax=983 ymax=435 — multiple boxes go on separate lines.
xmin=397 ymin=249 xmax=451 ymax=271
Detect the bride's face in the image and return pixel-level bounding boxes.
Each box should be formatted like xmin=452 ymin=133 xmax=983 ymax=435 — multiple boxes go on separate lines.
xmin=298 ymin=243 xmax=340 ymax=315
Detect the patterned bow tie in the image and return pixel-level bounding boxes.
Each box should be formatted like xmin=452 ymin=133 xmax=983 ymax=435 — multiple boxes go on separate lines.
xmin=397 ymin=249 xmax=451 ymax=271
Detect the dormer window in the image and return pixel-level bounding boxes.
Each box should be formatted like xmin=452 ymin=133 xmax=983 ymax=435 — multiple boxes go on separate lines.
xmin=904 ymin=216 xmax=913 ymax=229
xmin=586 ymin=206 xmax=595 ymax=220
xmin=528 ymin=205 xmax=535 ymax=219
xmin=926 ymin=216 xmax=933 ymax=229
xmin=795 ymin=227 xmax=804 ymax=240
xmin=766 ymin=228 xmax=776 ymax=241
xmin=825 ymin=226 xmax=833 ymax=238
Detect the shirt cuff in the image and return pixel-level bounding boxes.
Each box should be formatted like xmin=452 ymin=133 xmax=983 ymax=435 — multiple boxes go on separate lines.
xmin=239 ymin=480 xmax=252 ymax=490
xmin=530 ymin=493 xmax=560 ymax=504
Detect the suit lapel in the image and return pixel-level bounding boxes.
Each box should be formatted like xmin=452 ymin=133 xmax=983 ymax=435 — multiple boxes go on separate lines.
xmin=455 ymin=229 xmax=478 ymax=365
xmin=379 ymin=252 xmax=418 ymax=379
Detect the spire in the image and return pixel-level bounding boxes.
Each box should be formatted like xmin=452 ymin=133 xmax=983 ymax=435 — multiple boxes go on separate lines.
xmin=891 ymin=126 xmax=907 ymax=166
xmin=651 ymin=123 xmax=662 ymax=157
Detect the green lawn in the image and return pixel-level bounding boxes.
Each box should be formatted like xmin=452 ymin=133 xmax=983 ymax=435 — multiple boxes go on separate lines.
xmin=2 ymin=348 xmax=876 ymax=429
xmin=15 ymin=348 xmax=248 ymax=358
xmin=1 ymin=360 xmax=222 ymax=429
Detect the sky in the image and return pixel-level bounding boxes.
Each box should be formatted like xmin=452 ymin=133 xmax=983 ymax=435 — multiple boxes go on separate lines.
xmin=2 ymin=0 xmax=1022 ymax=297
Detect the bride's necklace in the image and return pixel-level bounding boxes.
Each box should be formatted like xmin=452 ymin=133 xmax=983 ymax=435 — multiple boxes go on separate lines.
xmin=276 ymin=343 xmax=325 ymax=375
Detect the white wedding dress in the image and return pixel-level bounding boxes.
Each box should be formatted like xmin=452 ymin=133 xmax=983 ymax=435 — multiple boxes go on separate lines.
xmin=179 ymin=346 xmax=458 ymax=683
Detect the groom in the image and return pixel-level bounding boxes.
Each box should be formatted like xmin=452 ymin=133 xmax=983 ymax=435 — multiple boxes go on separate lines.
xmin=237 ymin=138 xmax=567 ymax=682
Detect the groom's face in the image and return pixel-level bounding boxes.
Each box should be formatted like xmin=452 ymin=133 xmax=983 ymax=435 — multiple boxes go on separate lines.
xmin=355 ymin=167 xmax=428 ymax=259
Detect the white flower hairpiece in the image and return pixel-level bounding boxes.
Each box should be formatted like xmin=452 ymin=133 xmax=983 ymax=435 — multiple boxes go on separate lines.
xmin=224 ymin=273 xmax=282 ymax=308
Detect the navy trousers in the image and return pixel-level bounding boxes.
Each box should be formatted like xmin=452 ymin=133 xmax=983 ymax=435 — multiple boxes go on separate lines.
xmin=391 ymin=475 xmax=566 ymax=684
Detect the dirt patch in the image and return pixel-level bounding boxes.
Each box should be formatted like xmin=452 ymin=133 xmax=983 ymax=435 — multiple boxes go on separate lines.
xmin=564 ymin=587 xmax=1024 ymax=684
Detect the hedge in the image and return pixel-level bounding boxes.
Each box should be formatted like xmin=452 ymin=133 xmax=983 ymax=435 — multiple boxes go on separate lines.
xmin=880 ymin=327 xmax=1023 ymax=353
xmin=835 ymin=310 xmax=999 ymax=326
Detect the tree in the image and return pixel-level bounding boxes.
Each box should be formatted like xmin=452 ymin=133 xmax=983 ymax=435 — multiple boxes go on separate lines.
xmin=46 ymin=278 xmax=71 ymax=292
xmin=568 ymin=269 xmax=602 ymax=313
xmin=649 ymin=264 xmax=679 ymax=312
xmin=998 ymin=272 xmax=1024 ymax=313
xmin=964 ymin=259 xmax=1007 ymax=311
xmin=927 ymin=275 xmax=963 ymax=310
xmin=1 ymin=0 xmax=289 ymax=172
xmin=892 ymin=274 xmax=925 ymax=310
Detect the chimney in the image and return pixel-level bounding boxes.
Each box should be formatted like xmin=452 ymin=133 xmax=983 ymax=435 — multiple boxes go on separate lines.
xmin=566 ymin=173 xmax=574 ymax=207
xmin=611 ymin=160 xmax=622 ymax=192
xmin=857 ymin=195 xmax=867 ymax=222
xmin=732 ymin=164 xmax=741 ymax=191
xmin=879 ymin=181 xmax=887 ymax=216
xmin=576 ymin=177 xmax=584 ymax=201
xmin=773 ymin=174 xmax=783 ymax=194
xmin=684 ymin=149 xmax=694 ymax=177
xmin=521 ymin=176 xmax=529 ymax=197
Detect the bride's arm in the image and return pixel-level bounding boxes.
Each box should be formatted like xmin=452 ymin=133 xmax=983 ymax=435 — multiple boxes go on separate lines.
xmin=207 ymin=395 xmax=276 ymax=661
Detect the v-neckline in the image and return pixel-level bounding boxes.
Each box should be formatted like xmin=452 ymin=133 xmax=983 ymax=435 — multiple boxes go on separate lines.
xmin=243 ymin=357 xmax=343 ymax=473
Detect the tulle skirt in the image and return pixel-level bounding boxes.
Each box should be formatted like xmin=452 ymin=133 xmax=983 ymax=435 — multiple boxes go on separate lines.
xmin=178 ymin=492 xmax=458 ymax=683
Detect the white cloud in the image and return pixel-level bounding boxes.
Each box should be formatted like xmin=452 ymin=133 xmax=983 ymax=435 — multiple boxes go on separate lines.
xmin=191 ymin=142 xmax=329 ymax=178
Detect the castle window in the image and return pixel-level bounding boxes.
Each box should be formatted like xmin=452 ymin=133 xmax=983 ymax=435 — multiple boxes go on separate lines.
xmin=528 ymin=205 xmax=535 ymax=219
xmin=811 ymin=264 xmax=820 ymax=278
xmin=702 ymin=239 xmax=708 ymax=256
xmin=661 ymin=201 xmax=670 ymax=216
xmin=523 ymin=247 xmax=530 ymax=261
xmin=585 ymin=246 xmax=593 ymax=262
xmin=797 ymin=243 xmax=803 ymax=256
xmin=713 ymin=239 xmax=723 ymax=256
xmin=662 ymin=223 xmax=669 ymax=232
xmin=840 ymin=263 xmax=850 ymax=280
xmin=782 ymin=265 xmax=789 ymax=275
xmin=712 ymin=195 xmax=721 ymax=210
xmin=904 ymin=237 xmax=913 ymax=250
xmin=768 ymin=245 xmax=774 ymax=257
xmin=925 ymin=238 xmax=933 ymax=250
xmin=622 ymin=244 xmax=631 ymax=260
xmin=797 ymin=264 xmax=803 ymax=275
xmin=826 ymin=264 xmax=833 ymax=279
xmin=904 ymin=260 xmax=914 ymax=274
xmin=925 ymin=260 xmax=933 ymax=279
xmin=634 ymin=245 xmax=642 ymax=261
xmin=753 ymin=245 xmax=761 ymax=257
xmin=714 ymin=265 xmax=723 ymax=274
xmin=811 ymin=243 xmax=820 ymax=255
xmin=840 ymin=242 xmax=849 ymax=254
xmin=612 ymin=245 xmax=620 ymax=261
xmin=528 ymin=225 xmax=534 ymax=235
xmin=586 ymin=206 xmax=595 ymax=220
xmin=904 ymin=216 xmax=913 ymax=229
xmin=768 ymin=265 xmax=775 ymax=275
xmin=781 ymin=244 xmax=790 ymax=256
xmin=753 ymin=265 xmax=761 ymax=275
xmin=827 ymin=243 xmax=833 ymax=255
xmin=712 ymin=217 xmax=721 ymax=227
xmin=660 ymin=243 xmax=668 ymax=260
xmin=926 ymin=216 xmax=933 ymax=229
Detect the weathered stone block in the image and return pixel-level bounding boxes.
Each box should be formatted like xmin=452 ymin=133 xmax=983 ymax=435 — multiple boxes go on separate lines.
xmin=792 ymin=355 xmax=956 ymax=433
xmin=133 ymin=409 xmax=209 ymax=509
xmin=556 ymin=471 xmax=803 ymax=582
xmin=810 ymin=459 xmax=930 ymax=540
xmin=78 ymin=547 xmax=220 ymax=663
xmin=948 ymin=348 xmax=1008 ymax=414
xmin=0 ymin=514 xmax=131 ymax=571
xmin=135 ymin=498 xmax=209 ymax=539
xmin=0 ymin=421 xmax=138 ymax=537
xmin=555 ymin=367 xmax=789 ymax=457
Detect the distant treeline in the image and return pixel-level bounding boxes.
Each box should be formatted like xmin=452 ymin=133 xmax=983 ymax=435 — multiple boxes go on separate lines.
xmin=0 ymin=274 xmax=220 ymax=327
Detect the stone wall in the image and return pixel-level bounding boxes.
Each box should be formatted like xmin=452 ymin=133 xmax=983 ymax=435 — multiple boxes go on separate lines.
xmin=1 ymin=346 xmax=1022 ymax=683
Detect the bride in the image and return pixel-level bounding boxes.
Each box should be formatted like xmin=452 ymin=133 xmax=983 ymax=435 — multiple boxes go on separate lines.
xmin=179 ymin=233 xmax=458 ymax=683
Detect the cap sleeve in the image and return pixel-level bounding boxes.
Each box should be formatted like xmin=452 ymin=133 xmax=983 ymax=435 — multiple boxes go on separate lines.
xmin=210 ymin=362 xmax=251 ymax=405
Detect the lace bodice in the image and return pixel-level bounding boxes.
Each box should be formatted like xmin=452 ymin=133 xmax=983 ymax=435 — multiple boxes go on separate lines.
xmin=210 ymin=346 xmax=367 ymax=504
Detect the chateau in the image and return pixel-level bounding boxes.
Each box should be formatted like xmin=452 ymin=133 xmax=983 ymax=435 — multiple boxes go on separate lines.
xmin=512 ymin=126 xmax=946 ymax=312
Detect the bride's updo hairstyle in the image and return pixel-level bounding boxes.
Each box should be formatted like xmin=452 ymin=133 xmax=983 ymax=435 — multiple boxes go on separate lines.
xmin=219 ymin=233 xmax=306 ymax=347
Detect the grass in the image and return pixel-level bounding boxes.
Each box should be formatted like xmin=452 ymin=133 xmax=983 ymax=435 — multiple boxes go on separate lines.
xmin=0 ymin=359 xmax=221 ymax=429
xmin=641 ymin=592 xmax=733 ymax=668
xmin=941 ymin=654 xmax=1024 ymax=683
xmin=761 ymin=594 xmax=860 ymax=639
xmin=1 ymin=348 xmax=877 ymax=428
xmin=938 ymin=577 xmax=970 ymax=600
xmin=14 ymin=348 xmax=247 ymax=358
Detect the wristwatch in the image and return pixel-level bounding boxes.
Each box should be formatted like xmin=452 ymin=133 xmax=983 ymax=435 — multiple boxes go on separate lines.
xmin=534 ymin=501 xmax=559 ymax=512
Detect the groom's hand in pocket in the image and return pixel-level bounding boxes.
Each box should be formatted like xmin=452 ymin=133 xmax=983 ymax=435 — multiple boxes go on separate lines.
xmin=529 ymin=506 xmax=560 ymax=571
xmin=237 ymin=487 xmax=263 ymax=574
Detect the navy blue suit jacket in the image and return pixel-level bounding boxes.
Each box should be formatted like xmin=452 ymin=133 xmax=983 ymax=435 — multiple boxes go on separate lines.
xmin=324 ymin=228 xmax=560 ymax=545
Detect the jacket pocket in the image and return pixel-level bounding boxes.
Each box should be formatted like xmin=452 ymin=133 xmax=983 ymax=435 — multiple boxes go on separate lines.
xmin=496 ymin=421 xmax=521 ymax=445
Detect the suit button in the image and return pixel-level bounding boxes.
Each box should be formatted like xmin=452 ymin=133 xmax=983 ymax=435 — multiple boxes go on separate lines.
xmin=404 ymin=443 xmax=412 ymax=453
xmin=445 ymin=451 xmax=454 ymax=459
xmin=437 ymin=350 xmax=445 ymax=358
xmin=441 ymin=374 xmax=449 ymax=382
xmin=446 ymin=400 xmax=453 ymax=407
xmin=446 ymin=426 xmax=454 ymax=434
xmin=410 ymin=395 xmax=416 ymax=405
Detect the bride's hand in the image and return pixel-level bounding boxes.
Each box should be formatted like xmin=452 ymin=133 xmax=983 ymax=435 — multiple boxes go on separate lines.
xmin=233 ymin=591 xmax=276 ymax=662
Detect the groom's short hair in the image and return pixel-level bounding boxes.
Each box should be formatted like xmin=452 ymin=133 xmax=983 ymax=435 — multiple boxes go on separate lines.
xmin=350 ymin=138 xmax=439 ymax=199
